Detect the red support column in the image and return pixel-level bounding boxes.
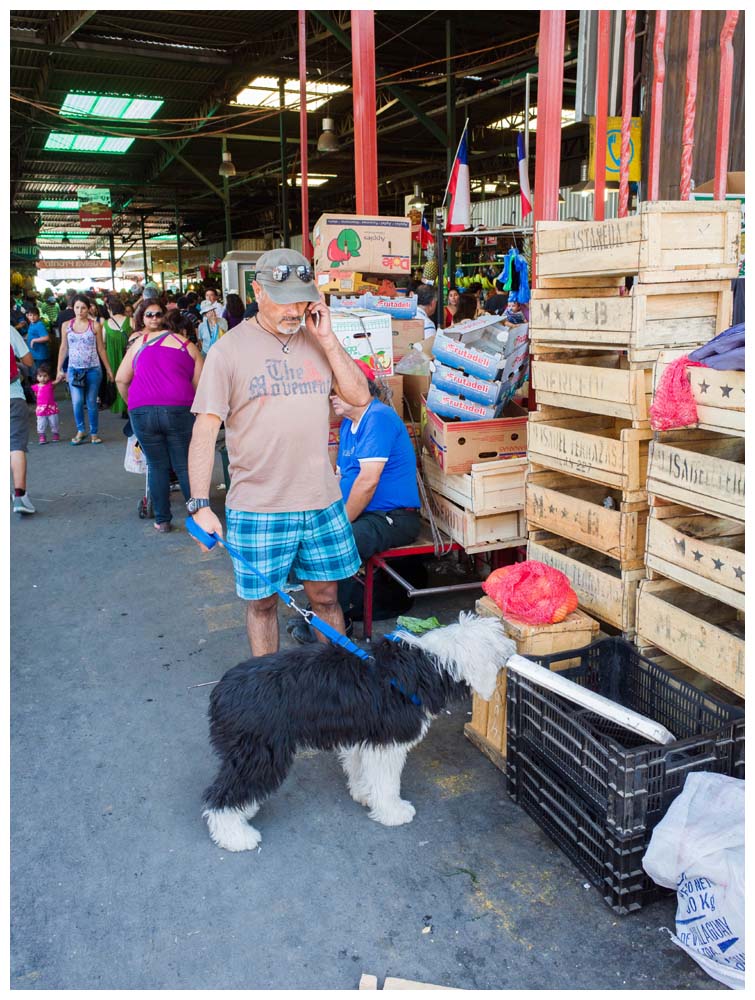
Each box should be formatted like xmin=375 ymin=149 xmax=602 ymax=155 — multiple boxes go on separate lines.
xmin=714 ymin=11 xmax=739 ymax=201
xmin=531 ymin=11 xmax=564 ymax=411
xmin=352 ymin=11 xmax=379 ymax=215
xmin=619 ymin=11 xmax=636 ymax=217
xmin=679 ymin=11 xmax=701 ymax=202
xmin=533 ymin=11 xmax=565 ymax=257
xmin=593 ymin=10 xmax=611 ymax=221
xmin=647 ymin=11 xmax=667 ymax=201
xmin=298 ymin=10 xmax=312 ymax=258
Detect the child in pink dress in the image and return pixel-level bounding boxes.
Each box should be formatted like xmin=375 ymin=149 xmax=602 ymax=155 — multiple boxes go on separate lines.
xmin=31 ymin=362 xmax=60 ymax=444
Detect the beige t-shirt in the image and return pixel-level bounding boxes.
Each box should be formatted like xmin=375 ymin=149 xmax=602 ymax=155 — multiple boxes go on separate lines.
xmin=192 ymin=320 xmax=341 ymax=513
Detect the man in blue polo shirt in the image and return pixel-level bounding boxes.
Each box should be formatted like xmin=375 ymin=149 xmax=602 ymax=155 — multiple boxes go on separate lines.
xmin=290 ymin=361 xmax=421 ymax=642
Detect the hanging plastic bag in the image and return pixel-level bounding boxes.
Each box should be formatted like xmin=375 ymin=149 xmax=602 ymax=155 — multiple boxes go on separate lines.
xmin=642 ymin=772 xmax=745 ymax=990
xmin=482 ymin=560 xmax=578 ymax=625
xmin=124 ymin=435 xmax=147 ymax=475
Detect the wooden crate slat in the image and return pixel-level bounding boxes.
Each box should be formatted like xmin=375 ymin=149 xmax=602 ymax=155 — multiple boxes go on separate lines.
xmin=527 ymin=414 xmax=652 ymax=493
xmin=526 ymin=469 xmax=647 ymax=568
xmin=422 ymin=455 xmax=526 ymax=515
xmin=531 ymin=357 xmax=652 ymax=423
xmin=425 ymin=488 xmax=526 ymax=552
xmin=647 ymin=438 xmax=745 ymax=521
xmin=645 ymin=510 xmax=745 ymax=611
xmin=636 ymin=579 xmax=745 ymax=698
xmin=535 ymin=202 xmax=740 ymax=281
xmin=527 ymin=534 xmax=644 ymax=633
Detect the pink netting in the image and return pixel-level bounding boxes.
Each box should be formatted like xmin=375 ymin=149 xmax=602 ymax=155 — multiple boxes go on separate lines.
xmin=482 ymin=561 xmax=579 ymax=625
xmin=649 ymin=355 xmax=706 ymax=431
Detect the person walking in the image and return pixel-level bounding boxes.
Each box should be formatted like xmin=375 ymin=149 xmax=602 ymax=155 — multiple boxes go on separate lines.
xmin=197 ymin=299 xmax=228 ymax=356
xmin=115 ymin=304 xmax=203 ymax=533
xmin=102 ymin=294 xmax=131 ymax=415
xmin=187 ymin=248 xmax=369 ymax=656
xmin=10 ymin=326 xmax=35 ymax=514
xmin=54 ymin=294 xmax=114 ymax=444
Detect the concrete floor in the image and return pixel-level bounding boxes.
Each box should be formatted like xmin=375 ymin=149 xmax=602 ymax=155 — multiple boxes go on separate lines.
xmin=10 ymin=403 xmax=722 ymax=991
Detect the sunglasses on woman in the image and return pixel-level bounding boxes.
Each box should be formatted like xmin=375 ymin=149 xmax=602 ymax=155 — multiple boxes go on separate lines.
xmin=257 ymin=264 xmax=314 ymax=283
xmin=144 ymin=311 xmax=164 ymax=318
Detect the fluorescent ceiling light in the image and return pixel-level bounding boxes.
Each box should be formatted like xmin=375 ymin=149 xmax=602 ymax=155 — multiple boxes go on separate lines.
xmin=60 ymin=92 xmax=163 ymax=120
xmin=38 ymin=232 xmax=92 ymax=240
xmin=234 ymin=76 xmax=348 ymax=112
xmin=37 ymin=200 xmax=80 ymax=210
xmin=487 ymin=107 xmax=576 ymax=132
xmin=471 ymin=181 xmax=499 ymax=195
xmin=284 ymin=174 xmax=336 ymax=188
xmin=44 ymin=131 xmax=135 ymax=154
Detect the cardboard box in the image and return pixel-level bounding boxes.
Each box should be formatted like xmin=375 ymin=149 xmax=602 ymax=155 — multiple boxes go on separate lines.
xmin=391 ymin=318 xmax=426 ymax=359
xmin=426 ymin=384 xmax=497 ymax=421
xmin=313 ymin=213 xmax=412 ymax=276
xmin=402 ymin=373 xmax=431 ymax=422
xmin=421 ymin=396 xmax=528 ymax=474
xmin=380 ymin=373 xmax=403 ymax=416
xmin=330 ymin=308 xmax=394 ymax=375
xmin=330 ymin=292 xmax=417 ymax=319
xmin=432 ymin=323 xmax=529 ymax=380
xmin=431 ymin=362 xmax=504 ymax=406
xmin=316 ymin=270 xmax=364 ymax=293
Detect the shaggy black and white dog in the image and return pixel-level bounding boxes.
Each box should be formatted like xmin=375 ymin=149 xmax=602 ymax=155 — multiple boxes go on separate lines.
xmin=203 ymin=613 xmax=514 ymax=852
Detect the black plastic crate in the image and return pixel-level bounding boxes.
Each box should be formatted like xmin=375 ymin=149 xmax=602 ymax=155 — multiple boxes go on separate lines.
xmin=506 ymin=638 xmax=744 ymax=837
xmin=509 ymin=746 xmax=669 ymax=915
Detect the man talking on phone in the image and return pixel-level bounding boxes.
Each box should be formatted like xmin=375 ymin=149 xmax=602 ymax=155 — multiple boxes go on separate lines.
xmin=188 ymin=248 xmax=370 ymax=656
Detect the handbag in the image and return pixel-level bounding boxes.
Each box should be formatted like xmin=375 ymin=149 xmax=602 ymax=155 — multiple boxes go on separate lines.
xmin=71 ymin=368 xmax=87 ymax=389
xmin=99 ymin=378 xmax=117 ymax=408
xmin=124 ymin=435 xmax=147 ymax=475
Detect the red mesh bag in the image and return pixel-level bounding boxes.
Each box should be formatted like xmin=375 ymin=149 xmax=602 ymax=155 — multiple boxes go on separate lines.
xmin=482 ymin=560 xmax=579 ymax=625
xmin=649 ymin=355 xmax=706 ymax=431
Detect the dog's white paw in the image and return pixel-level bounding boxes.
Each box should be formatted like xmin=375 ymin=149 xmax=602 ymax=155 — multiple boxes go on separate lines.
xmin=204 ymin=808 xmax=262 ymax=852
xmin=369 ymin=799 xmax=416 ymax=826
xmin=348 ymin=784 xmax=371 ymax=807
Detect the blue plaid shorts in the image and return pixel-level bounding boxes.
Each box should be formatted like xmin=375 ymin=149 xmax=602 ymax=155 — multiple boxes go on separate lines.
xmin=225 ymin=501 xmax=361 ymax=600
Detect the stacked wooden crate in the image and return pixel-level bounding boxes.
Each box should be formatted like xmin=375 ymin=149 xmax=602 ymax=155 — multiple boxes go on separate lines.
xmin=464 ymin=595 xmax=599 ymax=770
xmin=637 ymin=355 xmax=745 ymax=699
xmin=526 ymin=201 xmax=740 ymax=638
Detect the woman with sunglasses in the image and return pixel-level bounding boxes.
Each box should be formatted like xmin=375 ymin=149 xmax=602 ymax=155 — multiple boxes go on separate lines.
xmin=116 ymin=303 xmax=204 ymax=533
xmin=54 ymin=293 xmax=114 ymax=444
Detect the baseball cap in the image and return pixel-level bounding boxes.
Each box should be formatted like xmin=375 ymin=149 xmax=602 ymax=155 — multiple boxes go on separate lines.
xmin=200 ymin=299 xmax=221 ymax=315
xmin=254 ymin=248 xmax=319 ymax=305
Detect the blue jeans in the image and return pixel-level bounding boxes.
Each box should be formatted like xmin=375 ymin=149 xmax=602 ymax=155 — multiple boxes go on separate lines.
xmin=129 ymin=406 xmax=195 ymax=525
xmin=68 ymin=366 xmax=102 ymax=434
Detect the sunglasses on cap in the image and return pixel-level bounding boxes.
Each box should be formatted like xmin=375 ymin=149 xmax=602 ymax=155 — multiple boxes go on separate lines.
xmin=257 ymin=264 xmax=314 ymax=284
xmin=144 ymin=310 xmax=163 ymax=318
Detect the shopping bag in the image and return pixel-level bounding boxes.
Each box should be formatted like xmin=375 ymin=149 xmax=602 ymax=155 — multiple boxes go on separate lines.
xmin=642 ymin=772 xmax=745 ymax=989
xmin=124 ymin=435 xmax=147 ymax=475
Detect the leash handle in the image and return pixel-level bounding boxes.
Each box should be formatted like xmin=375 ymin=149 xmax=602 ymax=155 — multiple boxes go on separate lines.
xmin=186 ymin=516 xmax=374 ymax=663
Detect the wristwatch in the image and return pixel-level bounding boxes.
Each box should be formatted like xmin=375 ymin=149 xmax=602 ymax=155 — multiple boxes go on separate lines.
xmin=186 ymin=498 xmax=211 ymax=514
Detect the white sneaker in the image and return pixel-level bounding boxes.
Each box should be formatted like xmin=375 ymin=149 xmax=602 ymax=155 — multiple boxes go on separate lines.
xmin=12 ymin=493 xmax=36 ymax=515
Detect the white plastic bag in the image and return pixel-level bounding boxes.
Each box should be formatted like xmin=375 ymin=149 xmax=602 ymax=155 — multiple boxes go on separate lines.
xmin=124 ymin=435 xmax=147 ymax=475
xmin=642 ymin=772 xmax=745 ymax=989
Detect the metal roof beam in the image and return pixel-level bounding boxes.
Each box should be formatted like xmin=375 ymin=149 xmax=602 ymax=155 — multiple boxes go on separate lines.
xmin=309 ymin=10 xmax=448 ymax=148
xmin=44 ymin=11 xmax=97 ymax=46
xmin=155 ymin=140 xmax=227 ymax=203
xmin=10 ymin=31 xmax=233 ymax=66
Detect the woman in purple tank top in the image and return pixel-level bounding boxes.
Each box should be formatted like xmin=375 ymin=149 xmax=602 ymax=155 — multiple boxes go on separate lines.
xmin=116 ymin=306 xmax=204 ymax=533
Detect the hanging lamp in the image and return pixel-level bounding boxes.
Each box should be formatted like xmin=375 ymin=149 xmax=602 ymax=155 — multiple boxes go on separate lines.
xmin=316 ymin=118 xmax=339 ymax=153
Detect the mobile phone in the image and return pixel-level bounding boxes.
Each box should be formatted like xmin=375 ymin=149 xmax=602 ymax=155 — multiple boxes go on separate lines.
xmin=308 ymin=305 xmax=320 ymax=329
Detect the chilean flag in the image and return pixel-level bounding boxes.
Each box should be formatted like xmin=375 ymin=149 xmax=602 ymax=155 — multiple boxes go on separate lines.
xmin=517 ymin=132 xmax=533 ymax=217
xmin=446 ymin=126 xmax=471 ymax=232
xmin=418 ymin=214 xmax=435 ymax=248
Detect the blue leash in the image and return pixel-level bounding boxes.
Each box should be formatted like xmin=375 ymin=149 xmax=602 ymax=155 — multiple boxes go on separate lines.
xmin=186 ymin=516 xmax=374 ymax=662
xmin=186 ymin=517 xmax=422 ymax=706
